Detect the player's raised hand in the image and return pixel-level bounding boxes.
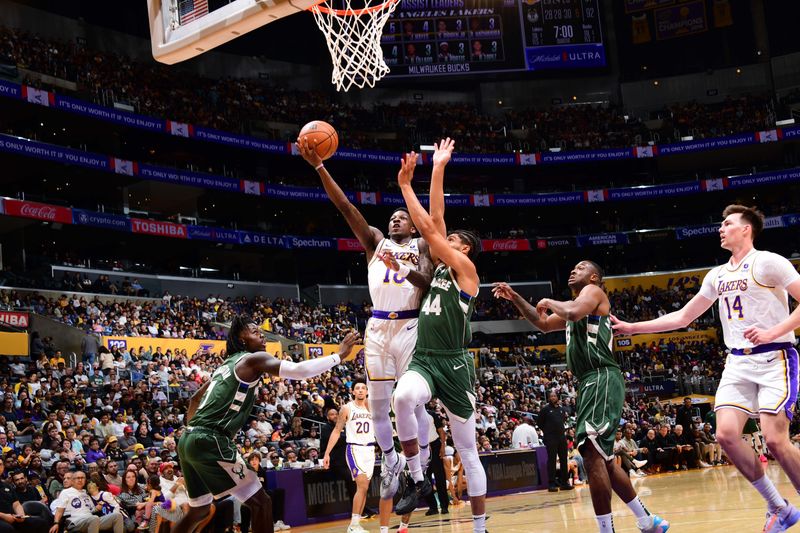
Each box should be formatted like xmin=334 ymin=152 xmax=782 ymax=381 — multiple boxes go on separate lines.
xmin=743 ymin=325 xmax=776 ymax=345
xmin=337 ymin=330 xmax=362 ymax=362
xmin=296 ymin=137 xmax=323 ymax=168
xmin=379 ymin=250 xmax=400 ymax=272
xmin=397 ymin=152 xmax=417 ymax=188
xmin=491 ymin=282 xmax=518 ymax=301
xmin=432 ymin=137 xmax=455 ymax=167
xmin=535 ymin=298 xmax=552 ymax=315
xmin=609 ymin=314 xmax=634 ymax=335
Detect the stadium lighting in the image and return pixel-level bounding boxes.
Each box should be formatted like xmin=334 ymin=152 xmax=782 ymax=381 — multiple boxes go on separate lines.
xmin=681 ymin=136 xmax=694 ymax=141
xmin=776 ymin=118 xmax=795 ymax=126
xmin=419 ymin=145 xmax=435 ymax=151
xmin=200 ymin=267 xmax=219 ymax=272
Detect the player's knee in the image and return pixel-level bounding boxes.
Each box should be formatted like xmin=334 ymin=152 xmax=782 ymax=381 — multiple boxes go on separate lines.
xmin=458 ymin=447 xmax=486 ymax=496
xmin=392 ymin=382 xmax=418 ymax=413
xmin=715 ymin=426 xmax=740 ymax=449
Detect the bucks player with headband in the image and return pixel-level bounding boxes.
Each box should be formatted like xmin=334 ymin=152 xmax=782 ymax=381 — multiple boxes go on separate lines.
xmin=322 ymin=380 xmax=375 ymax=533
xmin=172 ymin=316 xmax=360 ymax=533
xmin=612 ymin=205 xmax=800 ymax=533
xmin=298 ymin=138 xmax=435 ymax=532
xmin=390 ymin=143 xmax=489 ymax=533
xmin=493 ymin=263 xmax=669 ymax=533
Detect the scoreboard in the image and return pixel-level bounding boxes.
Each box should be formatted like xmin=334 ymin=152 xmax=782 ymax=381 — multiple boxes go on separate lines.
xmin=382 ymin=0 xmax=606 ymax=77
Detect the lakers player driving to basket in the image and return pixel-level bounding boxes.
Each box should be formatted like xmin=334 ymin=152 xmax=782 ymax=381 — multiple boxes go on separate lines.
xmin=172 ymin=316 xmax=360 ymax=533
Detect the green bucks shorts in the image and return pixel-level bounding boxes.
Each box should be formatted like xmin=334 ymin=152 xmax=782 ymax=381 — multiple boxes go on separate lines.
xmin=178 ymin=427 xmax=261 ymax=506
xmin=575 ymin=367 xmax=625 ymax=461
xmin=407 ymin=351 xmax=476 ymax=421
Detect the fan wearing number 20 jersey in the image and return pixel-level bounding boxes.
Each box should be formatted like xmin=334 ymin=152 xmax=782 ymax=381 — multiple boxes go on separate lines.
xmin=363 ymin=237 xmax=425 ymax=394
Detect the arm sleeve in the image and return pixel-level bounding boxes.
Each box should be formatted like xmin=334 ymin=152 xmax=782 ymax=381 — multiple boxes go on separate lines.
xmin=754 ymin=252 xmax=800 ymax=289
xmin=697 ymin=267 xmax=720 ymax=301
xmin=278 ymin=355 xmax=342 ymax=380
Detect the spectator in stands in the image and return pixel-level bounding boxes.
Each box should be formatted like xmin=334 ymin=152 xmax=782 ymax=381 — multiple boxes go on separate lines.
xmin=51 ymin=470 xmax=124 ymax=533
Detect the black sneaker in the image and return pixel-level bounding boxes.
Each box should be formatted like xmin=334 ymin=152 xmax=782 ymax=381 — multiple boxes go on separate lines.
xmin=548 ymin=485 xmax=559 ymax=492
xmin=395 ymin=477 xmax=432 ymax=515
xmin=425 ymin=508 xmax=439 ymax=516
xmin=558 ymin=482 xmax=574 ymax=491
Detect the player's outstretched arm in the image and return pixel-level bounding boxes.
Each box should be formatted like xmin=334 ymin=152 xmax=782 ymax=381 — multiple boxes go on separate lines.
xmin=744 ymin=278 xmax=800 ymax=344
xmin=610 ymin=292 xmax=715 ymax=335
xmin=322 ymin=404 xmax=348 ymax=470
xmin=537 ymin=284 xmax=605 ymax=323
xmin=492 ymin=282 xmax=565 ymax=332
xmin=236 ymin=331 xmax=361 ymax=383
xmin=429 ymin=138 xmax=454 ymax=239
xmin=297 ymin=138 xmax=382 ymax=257
xmin=398 ymin=154 xmax=478 ymax=295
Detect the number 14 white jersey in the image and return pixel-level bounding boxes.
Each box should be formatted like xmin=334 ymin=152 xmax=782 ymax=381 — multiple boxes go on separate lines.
xmin=698 ymin=249 xmax=800 ymax=349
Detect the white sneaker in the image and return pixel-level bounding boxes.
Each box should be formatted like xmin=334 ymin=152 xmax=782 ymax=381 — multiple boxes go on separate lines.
xmin=380 ymin=453 xmax=406 ymax=499
xmin=630 ymin=469 xmax=645 ymax=478
xmin=347 ymin=525 xmax=368 ymax=533
xmin=574 ymin=479 xmax=585 ymax=485
xmin=276 ymin=520 xmax=291 ymax=530
xmin=633 ymin=459 xmax=648 ymax=469
xmin=699 ymin=461 xmax=712 ymax=468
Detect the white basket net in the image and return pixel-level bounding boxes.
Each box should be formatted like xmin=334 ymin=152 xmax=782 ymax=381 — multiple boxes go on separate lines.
xmin=310 ymin=0 xmax=400 ymax=92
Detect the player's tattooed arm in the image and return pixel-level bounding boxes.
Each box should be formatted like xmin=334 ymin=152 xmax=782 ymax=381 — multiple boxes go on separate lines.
xmin=185 ymin=379 xmax=212 ymax=423
xmin=297 ymin=138 xmax=382 ymax=256
xmin=492 ymin=282 xmax=565 ymax=332
xmin=378 ymin=239 xmax=434 ymax=290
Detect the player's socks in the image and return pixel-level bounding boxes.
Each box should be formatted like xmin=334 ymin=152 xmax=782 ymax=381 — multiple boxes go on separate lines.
xmin=380 ymin=527 xmax=389 ymax=533
xmin=419 ymin=444 xmax=430 ymax=469
xmin=383 ymin=448 xmax=399 ymax=468
xmin=400 ymin=521 xmax=410 ymax=529
xmin=407 ymin=452 xmax=424 ymax=482
xmin=625 ymin=496 xmax=652 ymax=528
xmin=350 ymin=514 xmax=360 ymax=526
xmin=753 ymin=474 xmax=785 ymax=512
xmin=472 ymin=513 xmax=486 ymax=533
xmin=596 ymin=513 xmax=615 ymax=533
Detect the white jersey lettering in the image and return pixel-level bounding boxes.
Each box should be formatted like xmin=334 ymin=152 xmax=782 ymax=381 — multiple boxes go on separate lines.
xmin=345 ymin=401 xmax=374 ymax=445
xmin=698 ymin=250 xmax=800 ymax=349
xmin=367 ymin=238 xmax=424 ymax=311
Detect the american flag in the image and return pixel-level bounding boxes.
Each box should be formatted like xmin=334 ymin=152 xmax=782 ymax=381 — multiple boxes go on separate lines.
xmin=179 ymin=0 xmax=209 ymax=25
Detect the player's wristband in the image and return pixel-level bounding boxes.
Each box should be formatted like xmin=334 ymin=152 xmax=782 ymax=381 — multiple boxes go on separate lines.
xmin=397 ymin=263 xmax=411 ymax=278
xmin=314 ymin=163 xmax=325 ymax=171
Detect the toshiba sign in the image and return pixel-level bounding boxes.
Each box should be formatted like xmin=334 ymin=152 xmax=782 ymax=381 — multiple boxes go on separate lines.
xmin=131 ymin=218 xmax=188 ymax=239
xmin=0 ymin=311 xmax=29 ymax=328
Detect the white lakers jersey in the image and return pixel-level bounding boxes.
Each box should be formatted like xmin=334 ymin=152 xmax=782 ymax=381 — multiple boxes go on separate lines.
xmin=367 ymin=238 xmax=424 ymax=312
xmin=344 ymin=401 xmax=374 ymax=445
xmin=699 ymin=250 xmax=800 ymax=349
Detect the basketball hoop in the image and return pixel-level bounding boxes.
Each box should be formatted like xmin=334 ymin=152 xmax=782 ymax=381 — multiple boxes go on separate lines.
xmin=309 ymin=0 xmax=399 ymax=92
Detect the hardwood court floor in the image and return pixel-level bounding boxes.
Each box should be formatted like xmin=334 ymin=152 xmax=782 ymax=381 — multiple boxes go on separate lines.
xmin=294 ymin=464 xmax=798 ymax=532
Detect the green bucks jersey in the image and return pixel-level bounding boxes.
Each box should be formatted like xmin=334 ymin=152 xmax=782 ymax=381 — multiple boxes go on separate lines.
xmin=189 ymin=352 xmax=257 ymax=438
xmin=565 ymin=314 xmax=619 ymax=381
xmin=416 ymin=264 xmax=477 ymax=357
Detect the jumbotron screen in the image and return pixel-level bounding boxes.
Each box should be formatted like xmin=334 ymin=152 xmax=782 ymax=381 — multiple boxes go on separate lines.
xmin=381 ymin=0 xmax=606 ymax=77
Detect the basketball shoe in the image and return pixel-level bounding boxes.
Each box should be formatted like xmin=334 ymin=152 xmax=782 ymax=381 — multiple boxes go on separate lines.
xmin=380 ymin=453 xmax=406 ymax=499
xmin=395 ymin=472 xmax=432 ymax=515
xmin=640 ymin=515 xmax=670 ymax=533
xmin=763 ymin=501 xmax=800 ymax=533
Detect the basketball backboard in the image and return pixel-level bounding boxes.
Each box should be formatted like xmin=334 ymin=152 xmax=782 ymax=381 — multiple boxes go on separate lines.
xmin=147 ymin=0 xmax=319 ymax=65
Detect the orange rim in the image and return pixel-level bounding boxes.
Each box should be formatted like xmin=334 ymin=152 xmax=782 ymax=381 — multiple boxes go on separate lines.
xmin=309 ymin=0 xmax=397 ymax=16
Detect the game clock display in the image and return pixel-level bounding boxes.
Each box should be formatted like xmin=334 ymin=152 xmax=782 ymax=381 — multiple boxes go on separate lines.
xmin=382 ymin=0 xmax=606 ymax=77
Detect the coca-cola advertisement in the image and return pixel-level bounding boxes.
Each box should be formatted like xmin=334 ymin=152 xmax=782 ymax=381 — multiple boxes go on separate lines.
xmin=480 ymin=239 xmax=531 ymax=252
xmin=4 ymin=199 xmax=73 ymax=224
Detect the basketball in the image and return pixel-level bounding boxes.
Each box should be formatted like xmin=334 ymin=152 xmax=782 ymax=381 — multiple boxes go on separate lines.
xmin=298 ymin=120 xmax=339 ymax=160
